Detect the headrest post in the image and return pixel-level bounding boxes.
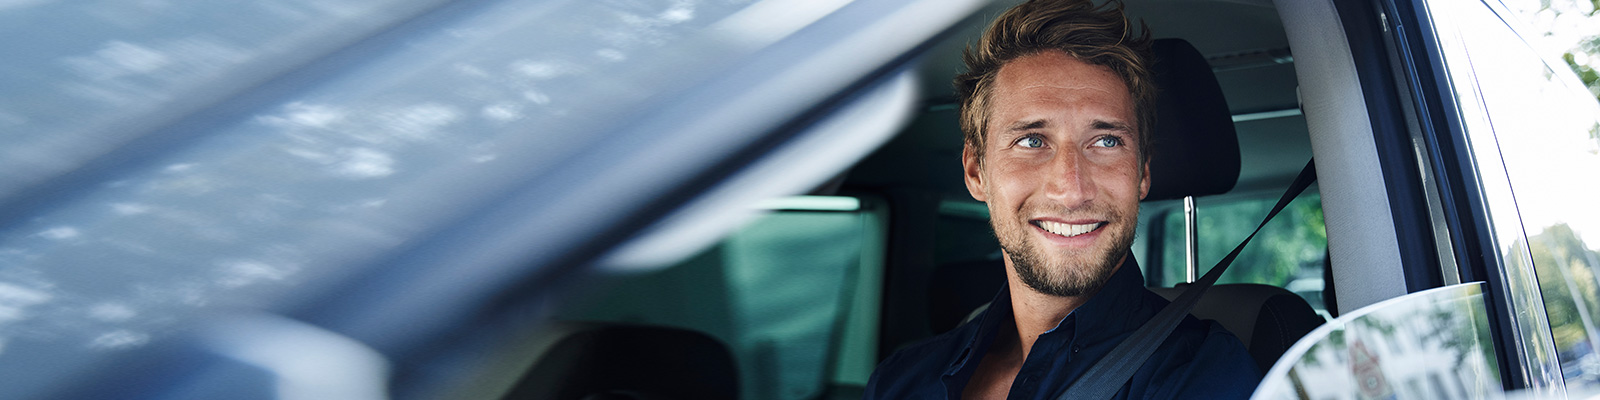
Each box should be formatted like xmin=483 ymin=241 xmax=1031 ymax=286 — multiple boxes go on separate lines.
xmin=1184 ymin=195 xmax=1198 ymax=283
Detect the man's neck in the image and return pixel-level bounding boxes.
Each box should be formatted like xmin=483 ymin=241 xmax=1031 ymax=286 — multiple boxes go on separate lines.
xmin=1002 ymin=254 xmax=1126 ymax=358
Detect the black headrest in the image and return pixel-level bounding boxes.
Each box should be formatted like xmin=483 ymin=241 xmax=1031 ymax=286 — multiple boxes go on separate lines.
xmin=506 ymin=323 xmax=738 ymax=400
xmin=1144 ymin=39 xmax=1240 ymax=201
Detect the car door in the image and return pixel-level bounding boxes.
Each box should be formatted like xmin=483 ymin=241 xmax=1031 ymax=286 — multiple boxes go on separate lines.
xmin=1256 ymin=0 xmax=1600 ymax=397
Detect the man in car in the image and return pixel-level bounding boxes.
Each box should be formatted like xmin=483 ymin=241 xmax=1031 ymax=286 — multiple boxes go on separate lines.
xmin=864 ymin=0 xmax=1261 ymax=398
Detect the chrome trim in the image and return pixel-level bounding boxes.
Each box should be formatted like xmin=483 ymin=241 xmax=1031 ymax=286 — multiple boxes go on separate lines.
xmin=1230 ymin=108 xmax=1303 ymax=122
xmin=1184 ymin=195 xmax=1198 ymax=283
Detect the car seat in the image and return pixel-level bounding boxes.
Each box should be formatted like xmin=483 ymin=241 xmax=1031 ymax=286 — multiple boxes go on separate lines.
xmin=501 ymin=322 xmax=738 ymax=400
xmin=1146 ymin=284 xmax=1323 ymax=372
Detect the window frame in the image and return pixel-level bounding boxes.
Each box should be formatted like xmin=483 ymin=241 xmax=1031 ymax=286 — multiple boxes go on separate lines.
xmin=1379 ymin=0 xmax=1590 ymax=392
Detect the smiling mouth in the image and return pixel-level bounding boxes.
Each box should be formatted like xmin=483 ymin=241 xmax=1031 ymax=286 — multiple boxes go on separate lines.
xmin=1031 ymin=220 xmax=1106 ymax=238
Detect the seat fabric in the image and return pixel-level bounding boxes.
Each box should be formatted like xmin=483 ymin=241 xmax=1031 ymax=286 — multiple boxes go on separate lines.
xmin=504 ymin=322 xmax=738 ymax=400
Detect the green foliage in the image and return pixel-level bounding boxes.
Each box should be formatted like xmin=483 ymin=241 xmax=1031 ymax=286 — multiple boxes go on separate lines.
xmin=1562 ymin=52 xmax=1600 ymax=99
xmin=1161 ymin=192 xmax=1328 ymax=299
xmin=1526 ymin=223 xmax=1600 ymax=356
xmin=1424 ymin=302 xmax=1479 ymax=366
xmin=1511 ymin=0 xmax=1600 ymax=100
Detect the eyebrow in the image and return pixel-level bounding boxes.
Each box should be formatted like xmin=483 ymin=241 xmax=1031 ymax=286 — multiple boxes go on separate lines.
xmin=1005 ymin=119 xmax=1132 ymax=132
xmin=1091 ymin=119 xmax=1133 ymax=132
xmin=1006 ymin=119 xmax=1047 ymax=131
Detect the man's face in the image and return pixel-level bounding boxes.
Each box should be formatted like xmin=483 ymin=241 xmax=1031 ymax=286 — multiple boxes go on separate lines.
xmin=963 ymin=50 xmax=1150 ymax=297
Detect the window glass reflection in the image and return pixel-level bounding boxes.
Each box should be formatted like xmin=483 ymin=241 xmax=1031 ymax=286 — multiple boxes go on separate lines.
xmin=1454 ymin=3 xmax=1600 ymax=391
xmin=0 ymin=0 xmax=789 ymax=395
xmin=0 ymin=0 xmax=435 ymax=198
xmin=1253 ymin=284 xmax=1501 ymax=399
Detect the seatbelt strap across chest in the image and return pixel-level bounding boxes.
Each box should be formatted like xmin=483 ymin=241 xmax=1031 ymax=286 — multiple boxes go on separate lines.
xmin=1056 ymin=159 xmax=1317 ymax=400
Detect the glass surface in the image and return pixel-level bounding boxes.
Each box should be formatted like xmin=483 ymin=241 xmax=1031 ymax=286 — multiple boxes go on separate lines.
xmin=1428 ymin=0 xmax=1600 ymax=393
xmin=1451 ymin=1 xmax=1600 ymax=391
xmin=0 ymin=0 xmax=877 ymax=395
xmin=1252 ymin=283 xmax=1502 ymax=400
xmin=1159 ymin=191 xmax=1328 ymax=315
xmin=553 ymin=200 xmax=884 ymax=400
xmin=1498 ymin=0 xmax=1600 ymax=103
xmin=0 ymin=0 xmax=440 ymax=198
xmin=1425 ymin=0 xmax=1571 ymax=392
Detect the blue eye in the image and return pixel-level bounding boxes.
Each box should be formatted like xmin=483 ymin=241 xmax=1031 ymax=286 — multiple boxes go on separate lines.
xmin=1093 ymin=136 xmax=1123 ymax=148
xmin=1015 ymin=135 xmax=1044 ymax=148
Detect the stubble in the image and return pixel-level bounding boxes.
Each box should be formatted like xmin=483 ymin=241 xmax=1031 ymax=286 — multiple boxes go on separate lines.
xmin=992 ymin=203 xmax=1136 ymax=297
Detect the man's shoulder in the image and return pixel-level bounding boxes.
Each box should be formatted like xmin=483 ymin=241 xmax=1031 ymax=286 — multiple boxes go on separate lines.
xmin=863 ymin=324 xmax=975 ymax=398
xmin=1097 ymin=287 xmax=1260 ymax=398
xmin=1135 ymin=316 xmax=1263 ymax=398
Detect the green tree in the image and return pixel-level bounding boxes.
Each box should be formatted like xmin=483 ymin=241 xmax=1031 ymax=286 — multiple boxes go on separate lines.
xmin=1506 ymin=0 xmax=1600 ymax=101
xmin=1161 ymin=192 xmax=1328 ymax=300
xmin=1527 ymin=223 xmax=1600 ymax=357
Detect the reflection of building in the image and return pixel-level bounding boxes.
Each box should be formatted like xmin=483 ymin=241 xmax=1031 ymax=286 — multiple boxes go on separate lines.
xmin=1350 ymin=340 xmax=1393 ymax=400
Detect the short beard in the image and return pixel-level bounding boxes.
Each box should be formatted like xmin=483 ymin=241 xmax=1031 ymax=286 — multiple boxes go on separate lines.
xmin=996 ymin=218 xmax=1135 ymax=298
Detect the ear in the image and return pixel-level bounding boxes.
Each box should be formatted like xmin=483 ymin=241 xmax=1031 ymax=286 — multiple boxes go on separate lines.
xmin=1138 ymin=159 xmax=1152 ymax=200
xmin=962 ymin=144 xmax=987 ymax=202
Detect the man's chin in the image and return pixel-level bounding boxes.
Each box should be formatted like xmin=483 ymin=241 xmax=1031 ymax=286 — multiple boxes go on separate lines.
xmin=1010 ymin=249 xmax=1120 ymax=297
xmin=996 ymin=214 xmax=1137 ymax=297
xmin=1019 ymin=264 xmax=1116 ymax=297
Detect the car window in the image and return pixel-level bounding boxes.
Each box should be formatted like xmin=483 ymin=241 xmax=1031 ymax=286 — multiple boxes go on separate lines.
xmin=0 ymin=0 xmax=783 ymax=376
xmin=0 ymin=0 xmax=440 ymax=198
xmin=0 ymin=0 xmax=993 ymax=396
xmin=1500 ymin=0 xmax=1600 ymax=103
xmin=1421 ymin=0 xmax=1600 ymax=393
xmin=1444 ymin=3 xmax=1600 ymax=392
xmin=1152 ymin=190 xmax=1329 ymax=316
xmin=553 ymin=196 xmax=885 ymax=400
xmin=1254 ymin=283 xmax=1503 ymax=399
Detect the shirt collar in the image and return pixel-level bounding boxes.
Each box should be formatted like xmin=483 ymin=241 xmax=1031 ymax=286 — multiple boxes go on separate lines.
xmin=943 ymin=282 xmax=1012 ymax=375
xmin=942 ymin=251 xmax=1147 ymax=374
xmin=1061 ymin=251 xmax=1148 ymax=342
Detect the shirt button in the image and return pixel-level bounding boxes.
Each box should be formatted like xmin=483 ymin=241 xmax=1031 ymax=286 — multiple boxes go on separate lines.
xmin=1072 ymin=346 xmax=1081 ymax=353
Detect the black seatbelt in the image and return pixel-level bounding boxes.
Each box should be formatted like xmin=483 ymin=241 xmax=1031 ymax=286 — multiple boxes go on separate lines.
xmin=1057 ymin=159 xmax=1317 ymax=400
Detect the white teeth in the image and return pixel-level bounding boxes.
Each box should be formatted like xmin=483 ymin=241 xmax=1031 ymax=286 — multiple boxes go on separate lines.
xmin=1038 ymin=221 xmax=1099 ymax=237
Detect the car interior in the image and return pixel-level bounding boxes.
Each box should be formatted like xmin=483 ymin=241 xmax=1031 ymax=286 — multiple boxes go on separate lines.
xmin=13 ymin=0 xmax=1599 ymax=398
xmin=459 ymin=0 xmax=1367 ymax=399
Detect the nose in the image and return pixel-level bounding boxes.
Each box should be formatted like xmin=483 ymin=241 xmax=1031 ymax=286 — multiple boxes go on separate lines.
xmin=1044 ymin=150 xmax=1094 ymax=206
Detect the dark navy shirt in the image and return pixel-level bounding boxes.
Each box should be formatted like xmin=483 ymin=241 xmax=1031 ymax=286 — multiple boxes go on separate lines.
xmin=865 ymin=253 xmax=1261 ymax=399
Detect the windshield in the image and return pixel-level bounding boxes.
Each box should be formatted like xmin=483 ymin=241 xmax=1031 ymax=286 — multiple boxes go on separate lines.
xmin=0 ymin=0 xmax=876 ymax=396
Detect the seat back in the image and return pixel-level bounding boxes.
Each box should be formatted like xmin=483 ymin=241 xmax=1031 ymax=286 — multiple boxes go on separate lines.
xmin=928 ymin=259 xmax=1009 ymax=333
xmin=1147 ymin=284 xmax=1324 ymax=372
xmin=503 ymin=322 xmax=739 ymax=400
